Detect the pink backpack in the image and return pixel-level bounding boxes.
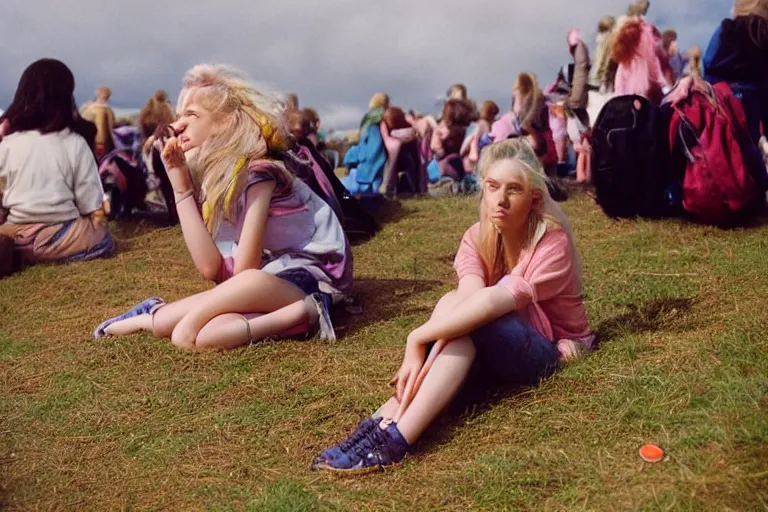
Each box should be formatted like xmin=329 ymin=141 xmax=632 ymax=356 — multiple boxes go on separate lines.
xmin=668 ymin=81 xmax=762 ymax=225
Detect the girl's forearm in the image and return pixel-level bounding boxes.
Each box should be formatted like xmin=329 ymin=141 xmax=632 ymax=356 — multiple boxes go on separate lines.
xmin=175 ymin=194 xmax=222 ymax=281
xmin=408 ymin=286 xmax=516 ymax=346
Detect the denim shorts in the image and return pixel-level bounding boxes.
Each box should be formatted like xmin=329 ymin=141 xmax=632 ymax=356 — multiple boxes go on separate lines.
xmin=470 ymin=312 xmax=560 ymax=386
xmin=275 ymin=268 xmax=332 ymax=311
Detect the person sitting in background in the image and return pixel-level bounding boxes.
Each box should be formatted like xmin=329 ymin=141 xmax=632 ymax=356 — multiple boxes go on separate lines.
xmin=591 ymin=16 xmax=617 ymax=91
xmin=493 ymin=73 xmax=557 ymax=177
xmin=0 ymin=58 xmax=112 ymax=267
xmin=380 ymin=106 xmax=425 ymax=196
xmin=462 ymin=100 xmax=499 ymax=172
xmin=340 ymin=93 xmax=390 ymax=196
xmin=81 ymin=85 xmax=115 ymax=161
xmin=138 ymin=90 xmax=176 ymax=140
xmin=428 ymin=98 xmax=475 ymax=183
xmin=703 ymin=0 xmax=768 ymax=145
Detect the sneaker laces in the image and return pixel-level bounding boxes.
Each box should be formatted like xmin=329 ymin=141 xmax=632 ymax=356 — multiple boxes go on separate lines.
xmin=351 ymin=425 xmax=388 ymax=460
xmin=339 ymin=418 xmax=377 ymax=452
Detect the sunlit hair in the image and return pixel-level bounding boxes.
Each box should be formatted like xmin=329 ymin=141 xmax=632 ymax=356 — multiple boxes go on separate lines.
xmin=475 ymin=139 xmax=575 ymax=284
xmin=688 ymin=47 xmax=703 ymax=79
xmin=598 ymin=15 xmax=616 ymax=33
xmin=733 ymin=0 xmax=768 ymax=18
xmin=512 ymin=72 xmax=543 ymax=120
xmin=627 ymin=0 xmax=650 ymax=16
xmin=368 ymin=93 xmax=390 ymax=110
xmin=178 ymin=64 xmax=294 ymax=235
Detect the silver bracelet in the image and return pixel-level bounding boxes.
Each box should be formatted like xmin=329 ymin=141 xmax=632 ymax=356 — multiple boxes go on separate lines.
xmin=174 ymin=189 xmax=194 ymax=204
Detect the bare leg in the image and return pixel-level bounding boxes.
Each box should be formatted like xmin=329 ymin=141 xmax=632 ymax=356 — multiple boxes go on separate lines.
xmin=373 ymin=290 xmax=465 ymax=422
xmin=103 ymin=288 xmax=217 ymax=337
xmin=393 ymin=336 xmax=476 ymax=444
xmin=104 ymin=313 xmax=153 ymax=336
xmin=169 ymin=269 xmax=307 ymax=346
xmin=184 ymin=298 xmax=318 ymax=350
xmin=105 ymin=269 xmax=306 ymax=339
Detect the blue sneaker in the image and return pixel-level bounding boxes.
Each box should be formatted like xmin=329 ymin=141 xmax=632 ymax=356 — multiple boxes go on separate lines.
xmin=308 ymin=293 xmax=336 ymax=342
xmin=312 ymin=417 xmax=379 ymax=466
xmin=93 ymin=297 xmax=165 ymax=339
xmin=312 ymin=422 xmax=410 ymax=474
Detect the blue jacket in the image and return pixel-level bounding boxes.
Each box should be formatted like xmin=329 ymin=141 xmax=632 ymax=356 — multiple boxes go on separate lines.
xmin=704 ymin=15 xmax=768 ymax=86
xmin=343 ymin=122 xmax=386 ymax=185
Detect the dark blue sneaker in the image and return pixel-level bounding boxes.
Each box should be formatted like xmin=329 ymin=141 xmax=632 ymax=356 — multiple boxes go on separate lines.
xmin=312 ymin=417 xmax=379 ymax=466
xmin=312 ymin=421 xmax=410 ymax=474
xmin=93 ymin=297 xmax=165 ymax=339
xmin=308 ymin=293 xmax=336 ymax=342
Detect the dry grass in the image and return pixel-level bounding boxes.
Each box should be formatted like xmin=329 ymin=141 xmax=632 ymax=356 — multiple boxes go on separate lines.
xmin=1 ymin=191 xmax=767 ymax=511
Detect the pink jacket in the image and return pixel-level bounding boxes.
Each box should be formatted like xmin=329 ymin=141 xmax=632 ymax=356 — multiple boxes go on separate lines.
xmin=454 ymin=223 xmax=592 ymax=342
xmin=614 ymin=20 xmax=667 ymax=102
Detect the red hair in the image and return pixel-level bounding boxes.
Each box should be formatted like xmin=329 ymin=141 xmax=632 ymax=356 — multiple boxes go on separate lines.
xmin=612 ymin=20 xmax=644 ymax=64
xmin=382 ymin=107 xmax=410 ymax=130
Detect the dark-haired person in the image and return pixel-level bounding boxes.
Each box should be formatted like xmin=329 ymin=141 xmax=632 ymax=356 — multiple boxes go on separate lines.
xmin=428 ymin=98 xmax=475 ymax=183
xmin=462 ymin=100 xmax=499 ymax=173
xmin=379 ymin=106 xmax=426 ymax=196
xmin=0 ymin=59 xmax=113 ymax=266
xmin=704 ymin=0 xmax=768 ymax=145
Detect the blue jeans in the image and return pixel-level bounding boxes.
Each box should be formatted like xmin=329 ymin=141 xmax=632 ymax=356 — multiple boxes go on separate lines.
xmin=275 ymin=268 xmax=331 ymax=312
xmin=730 ymin=82 xmax=768 ymax=190
xmin=730 ymin=82 xmax=768 ymax=146
xmin=470 ymin=313 xmax=560 ymax=386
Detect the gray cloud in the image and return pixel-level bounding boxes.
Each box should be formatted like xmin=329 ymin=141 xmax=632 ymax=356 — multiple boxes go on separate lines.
xmin=1 ymin=0 xmax=729 ymax=130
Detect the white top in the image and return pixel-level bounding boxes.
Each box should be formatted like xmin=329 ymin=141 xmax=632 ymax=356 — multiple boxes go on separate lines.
xmin=0 ymin=129 xmax=104 ymax=224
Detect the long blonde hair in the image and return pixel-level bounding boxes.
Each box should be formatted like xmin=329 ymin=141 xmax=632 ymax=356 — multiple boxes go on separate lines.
xmin=475 ymin=139 xmax=572 ymax=284
xmin=178 ymin=64 xmax=294 ymax=235
xmin=733 ymin=0 xmax=768 ymax=19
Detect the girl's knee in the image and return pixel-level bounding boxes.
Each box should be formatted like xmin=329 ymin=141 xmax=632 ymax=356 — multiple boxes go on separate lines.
xmin=151 ymin=313 xmax=172 ymax=338
xmin=447 ymin=336 xmax=476 ymax=359
xmin=193 ymin=334 xmax=225 ymax=350
xmin=169 ymin=323 xmax=198 ymax=350
xmin=233 ymin=268 xmax=267 ymax=283
xmin=170 ymin=333 xmax=195 ymax=350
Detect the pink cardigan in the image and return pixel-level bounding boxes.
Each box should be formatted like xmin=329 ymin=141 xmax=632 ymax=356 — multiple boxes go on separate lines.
xmin=614 ymin=20 xmax=667 ymax=102
xmin=454 ymin=223 xmax=593 ymax=342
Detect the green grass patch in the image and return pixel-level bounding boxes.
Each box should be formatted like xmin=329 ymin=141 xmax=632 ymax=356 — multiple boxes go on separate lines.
xmin=1 ymin=192 xmax=766 ymax=510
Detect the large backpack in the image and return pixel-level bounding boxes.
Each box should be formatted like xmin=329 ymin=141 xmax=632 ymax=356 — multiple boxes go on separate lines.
xmin=591 ymin=95 xmax=674 ymax=218
xmin=290 ymin=140 xmax=379 ymax=239
xmin=668 ymin=81 xmax=765 ymax=225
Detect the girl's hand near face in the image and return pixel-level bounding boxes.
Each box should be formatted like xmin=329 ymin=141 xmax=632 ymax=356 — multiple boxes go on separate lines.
xmin=161 ymin=137 xmax=193 ymax=194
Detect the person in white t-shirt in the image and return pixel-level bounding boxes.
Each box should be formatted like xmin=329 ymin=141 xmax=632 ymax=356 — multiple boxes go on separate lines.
xmin=0 ymin=58 xmax=113 ymax=265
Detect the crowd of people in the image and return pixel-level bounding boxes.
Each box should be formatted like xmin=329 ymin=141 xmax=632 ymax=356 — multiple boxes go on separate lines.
xmin=0 ymin=0 xmax=766 ymax=474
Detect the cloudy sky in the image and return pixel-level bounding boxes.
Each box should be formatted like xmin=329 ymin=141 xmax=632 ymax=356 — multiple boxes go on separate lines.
xmin=1 ymin=0 xmax=729 ymax=130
